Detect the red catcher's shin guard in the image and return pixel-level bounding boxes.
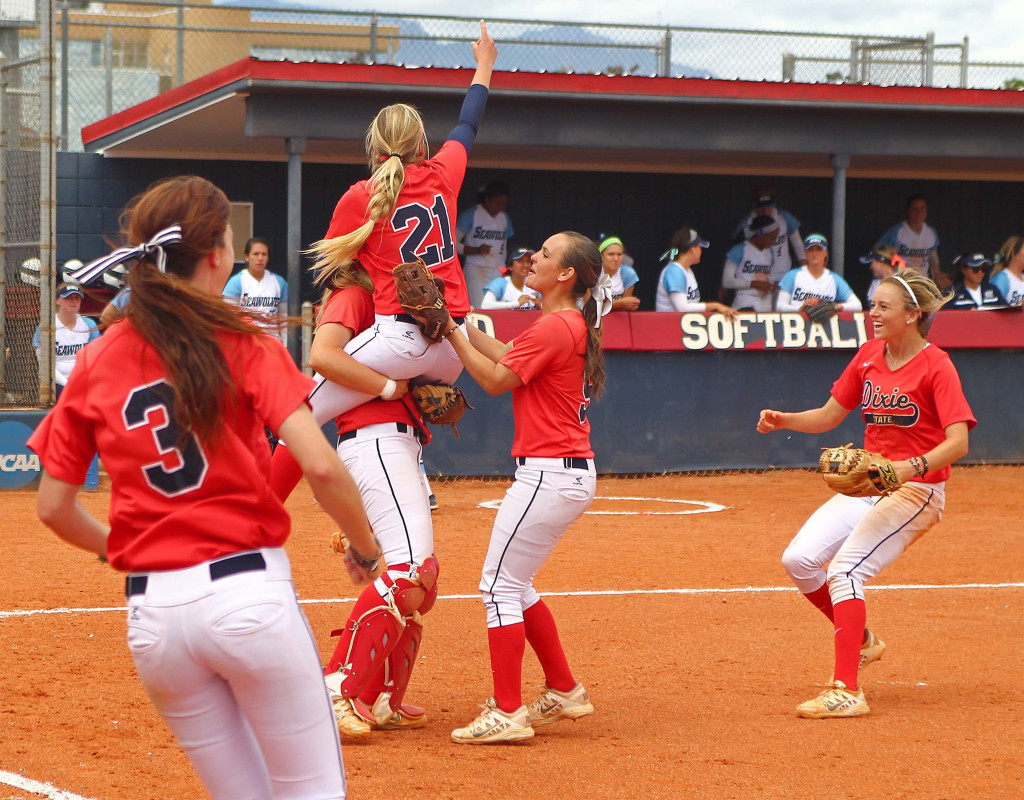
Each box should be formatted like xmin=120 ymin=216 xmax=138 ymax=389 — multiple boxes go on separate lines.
xmin=324 ymin=586 xmax=402 ymax=699
xmin=832 ymin=598 xmax=867 ymax=690
xmin=371 ymin=613 xmax=424 ymax=725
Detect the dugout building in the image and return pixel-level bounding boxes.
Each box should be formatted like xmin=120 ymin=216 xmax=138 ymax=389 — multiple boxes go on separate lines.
xmin=51 ymin=59 xmax=1024 ymax=475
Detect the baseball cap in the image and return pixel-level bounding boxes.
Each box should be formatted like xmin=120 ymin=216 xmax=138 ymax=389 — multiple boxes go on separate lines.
xmin=679 ymin=229 xmax=710 ymax=249
xmin=859 ymin=248 xmax=902 ymax=267
xmin=506 ymin=247 xmax=535 ymax=266
xmin=748 ymin=215 xmax=780 ymax=237
xmin=954 ymin=252 xmax=991 ymax=270
xmin=803 ymin=233 xmax=829 ymax=250
xmin=752 ymin=192 xmax=776 ymax=209
xmin=57 ymin=283 xmax=84 ymax=299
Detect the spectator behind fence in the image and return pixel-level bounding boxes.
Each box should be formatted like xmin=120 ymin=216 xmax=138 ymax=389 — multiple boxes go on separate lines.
xmin=874 ymin=193 xmax=944 ymax=287
xmin=222 ymin=237 xmax=288 ymax=346
xmin=597 ymin=236 xmax=640 ymax=311
xmin=990 ymin=236 xmax=1024 ymax=307
xmin=33 ymin=282 xmax=100 ymax=490
xmin=732 ymin=185 xmax=806 ymax=274
xmin=480 ymin=247 xmax=540 ymax=309
xmin=654 ymin=227 xmax=735 ymax=317
xmin=859 ymin=245 xmax=905 ymax=306
xmin=946 ymin=252 xmax=1008 ymax=310
xmin=722 ymin=214 xmax=780 ymax=312
xmin=457 ymin=180 xmax=513 ymax=306
xmin=776 ymin=233 xmax=862 ymax=313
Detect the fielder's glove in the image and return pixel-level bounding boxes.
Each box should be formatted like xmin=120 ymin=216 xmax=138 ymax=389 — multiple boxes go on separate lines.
xmin=392 ymin=258 xmax=449 ymax=343
xmin=819 ymin=444 xmax=901 ymax=497
xmin=411 ymin=382 xmax=473 ymax=438
xmin=806 ymin=301 xmax=840 ymax=324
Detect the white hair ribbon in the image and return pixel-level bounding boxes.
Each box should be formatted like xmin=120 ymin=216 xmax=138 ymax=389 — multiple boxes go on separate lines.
xmin=590 ymin=270 xmax=615 ymax=329
xmin=70 ymin=224 xmax=183 ymax=285
xmin=891 ymin=275 xmax=920 ymax=308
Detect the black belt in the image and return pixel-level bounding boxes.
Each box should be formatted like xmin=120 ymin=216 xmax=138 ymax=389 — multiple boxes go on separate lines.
xmin=125 ymin=551 xmax=267 ymax=597
xmin=338 ymin=422 xmax=425 ymax=445
xmin=394 ymin=314 xmax=465 ymax=326
xmin=516 ymin=457 xmax=590 ymax=470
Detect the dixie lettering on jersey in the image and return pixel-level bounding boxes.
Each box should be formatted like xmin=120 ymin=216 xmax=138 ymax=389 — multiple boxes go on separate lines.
xmin=861 ymin=381 xmax=920 ymax=426
xmin=677 ymin=312 xmax=870 ymax=351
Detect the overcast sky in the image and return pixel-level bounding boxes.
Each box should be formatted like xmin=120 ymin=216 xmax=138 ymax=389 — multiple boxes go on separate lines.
xmin=310 ymin=1 xmax=1022 ymax=63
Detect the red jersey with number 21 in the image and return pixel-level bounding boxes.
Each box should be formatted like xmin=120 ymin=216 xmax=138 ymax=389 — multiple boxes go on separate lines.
xmin=830 ymin=338 xmax=975 ymax=483
xmin=27 ymin=322 xmax=313 ymax=573
xmin=325 ymin=139 xmax=470 ymax=316
xmin=500 ymin=310 xmax=594 ymax=459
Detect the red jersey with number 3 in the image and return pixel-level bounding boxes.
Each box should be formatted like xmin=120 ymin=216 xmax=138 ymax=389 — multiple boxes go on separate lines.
xmin=27 ymin=322 xmax=314 ymax=572
xmin=318 ymin=285 xmax=430 ymax=439
xmin=830 ymin=338 xmax=976 ymax=483
xmin=326 ymin=140 xmax=470 ymax=316
xmin=500 ymin=310 xmax=594 ymax=459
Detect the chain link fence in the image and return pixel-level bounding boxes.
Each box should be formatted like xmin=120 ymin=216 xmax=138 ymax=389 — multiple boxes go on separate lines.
xmin=46 ymin=4 xmax=1024 ymax=154
xmin=2 ymin=2 xmax=55 ymax=408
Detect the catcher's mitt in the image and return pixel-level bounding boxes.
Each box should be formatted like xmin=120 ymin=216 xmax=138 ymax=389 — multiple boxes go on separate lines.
xmin=393 ymin=258 xmax=449 ymax=343
xmin=411 ymin=382 xmax=473 ymax=437
xmin=819 ymin=444 xmax=901 ymax=497
xmin=806 ymin=300 xmax=839 ymax=324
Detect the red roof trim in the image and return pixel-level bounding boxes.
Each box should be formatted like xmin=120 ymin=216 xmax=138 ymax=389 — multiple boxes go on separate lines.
xmin=83 ymin=58 xmax=1024 ymax=146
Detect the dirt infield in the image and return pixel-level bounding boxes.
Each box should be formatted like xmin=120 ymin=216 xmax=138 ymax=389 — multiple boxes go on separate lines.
xmin=1 ymin=467 xmax=1022 ymax=800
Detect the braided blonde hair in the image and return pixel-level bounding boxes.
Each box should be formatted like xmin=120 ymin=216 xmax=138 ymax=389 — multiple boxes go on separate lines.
xmin=308 ymin=104 xmax=427 ymax=285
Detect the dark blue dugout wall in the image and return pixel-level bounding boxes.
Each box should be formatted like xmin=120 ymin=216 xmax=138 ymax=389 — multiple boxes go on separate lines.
xmin=58 ymin=152 xmax=1024 ymax=311
xmin=421 ymin=349 xmax=1022 ymax=476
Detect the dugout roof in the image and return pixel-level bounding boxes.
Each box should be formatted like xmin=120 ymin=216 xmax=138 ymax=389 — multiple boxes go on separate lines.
xmin=82 ymin=58 xmax=1024 ymax=181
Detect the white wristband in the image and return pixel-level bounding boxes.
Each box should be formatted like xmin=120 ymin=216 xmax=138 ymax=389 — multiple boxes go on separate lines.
xmin=379 ymin=378 xmax=398 ymax=400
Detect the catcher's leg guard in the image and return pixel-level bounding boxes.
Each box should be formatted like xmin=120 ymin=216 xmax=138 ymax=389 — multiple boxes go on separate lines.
xmin=329 ymin=599 xmax=404 ymax=699
xmin=369 ymin=556 xmax=440 ymax=725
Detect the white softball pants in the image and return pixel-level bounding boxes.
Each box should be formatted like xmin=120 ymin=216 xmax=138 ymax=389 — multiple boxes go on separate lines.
xmin=781 ymin=482 xmax=945 ymax=605
xmin=307 ymin=317 xmax=467 ymax=425
xmin=480 ymin=459 xmax=597 ymax=628
xmin=125 ymin=548 xmax=346 ymax=800
xmin=336 ymin=422 xmax=434 ymax=576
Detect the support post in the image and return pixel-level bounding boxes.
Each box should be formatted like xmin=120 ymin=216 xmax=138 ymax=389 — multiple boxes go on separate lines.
xmin=830 ymin=154 xmax=849 ymax=278
xmin=285 ymin=136 xmax=305 ymax=364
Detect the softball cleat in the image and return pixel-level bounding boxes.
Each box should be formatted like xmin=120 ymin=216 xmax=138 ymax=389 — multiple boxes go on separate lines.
xmin=859 ymin=629 xmax=886 ymax=670
xmin=451 ymin=698 xmax=534 ymax=744
xmin=527 ymin=682 xmax=594 ymax=727
xmin=332 ymin=696 xmax=372 ymax=737
xmin=372 ymin=703 xmax=428 ymax=730
xmin=796 ymin=680 xmax=870 ymax=719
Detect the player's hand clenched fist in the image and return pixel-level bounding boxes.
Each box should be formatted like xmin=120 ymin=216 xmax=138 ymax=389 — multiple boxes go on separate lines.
xmin=757 ymin=409 xmax=786 ymax=433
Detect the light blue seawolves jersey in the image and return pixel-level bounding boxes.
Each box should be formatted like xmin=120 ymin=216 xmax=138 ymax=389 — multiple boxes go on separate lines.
xmin=776 ymin=267 xmax=857 ymax=311
xmin=991 ymin=270 xmax=1024 ymax=306
xmin=655 ymin=263 xmax=700 ymax=311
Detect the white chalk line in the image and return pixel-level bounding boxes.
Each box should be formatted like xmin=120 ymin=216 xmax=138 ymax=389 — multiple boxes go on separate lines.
xmin=3 ymin=582 xmax=1022 ymax=619
xmin=477 ymin=496 xmax=729 ymax=515
xmin=0 ymin=770 xmax=98 ymax=800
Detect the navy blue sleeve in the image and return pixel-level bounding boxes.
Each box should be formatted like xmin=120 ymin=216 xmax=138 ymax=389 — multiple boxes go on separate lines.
xmin=446 ymin=83 xmax=489 ymax=153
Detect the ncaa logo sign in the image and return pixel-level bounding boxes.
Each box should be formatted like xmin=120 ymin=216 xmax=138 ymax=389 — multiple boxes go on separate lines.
xmin=0 ymin=420 xmax=42 ymax=490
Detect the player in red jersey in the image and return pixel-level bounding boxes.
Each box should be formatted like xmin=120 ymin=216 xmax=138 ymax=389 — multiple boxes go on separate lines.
xmin=269 ymin=261 xmax=439 ymax=738
xmin=430 ymin=231 xmax=612 ymax=744
xmin=757 ymin=269 xmax=975 ymax=719
xmin=29 ymin=176 xmax=382 ymax=800
xmin=299 ymin=20 xmax=496 ymax=422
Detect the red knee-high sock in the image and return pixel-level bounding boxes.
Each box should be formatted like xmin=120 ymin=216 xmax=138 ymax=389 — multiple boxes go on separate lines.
xmin=268 ymin=442 xmax=304 ymax=503
xmin=523 ymin=600 xmax=575 ymax=692
xmin=833 ymin=598 xmax=867 ymax=690
xmin=488 ymin=623 xmax=526 ymax=713
xmin=324 ymin=584 xmax=386 ymax=675
xmin=803 ymin=584 xmax=835 ymax=623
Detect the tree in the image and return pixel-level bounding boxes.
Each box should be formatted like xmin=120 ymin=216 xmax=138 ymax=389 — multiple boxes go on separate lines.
xmin=1002 ymin=78 xmax=1024 ymax=90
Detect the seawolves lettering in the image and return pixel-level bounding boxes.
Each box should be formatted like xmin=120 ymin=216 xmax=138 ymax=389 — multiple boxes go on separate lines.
xmin=55 ymin=343 xmax=86 ymax=356
xmin=471 ymin=227 xmax=506 ymax=241
xmin=242 ymin=296 xmax=281 ymax=309
xmin=679 ymin=312 xmax=869 ymax=351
